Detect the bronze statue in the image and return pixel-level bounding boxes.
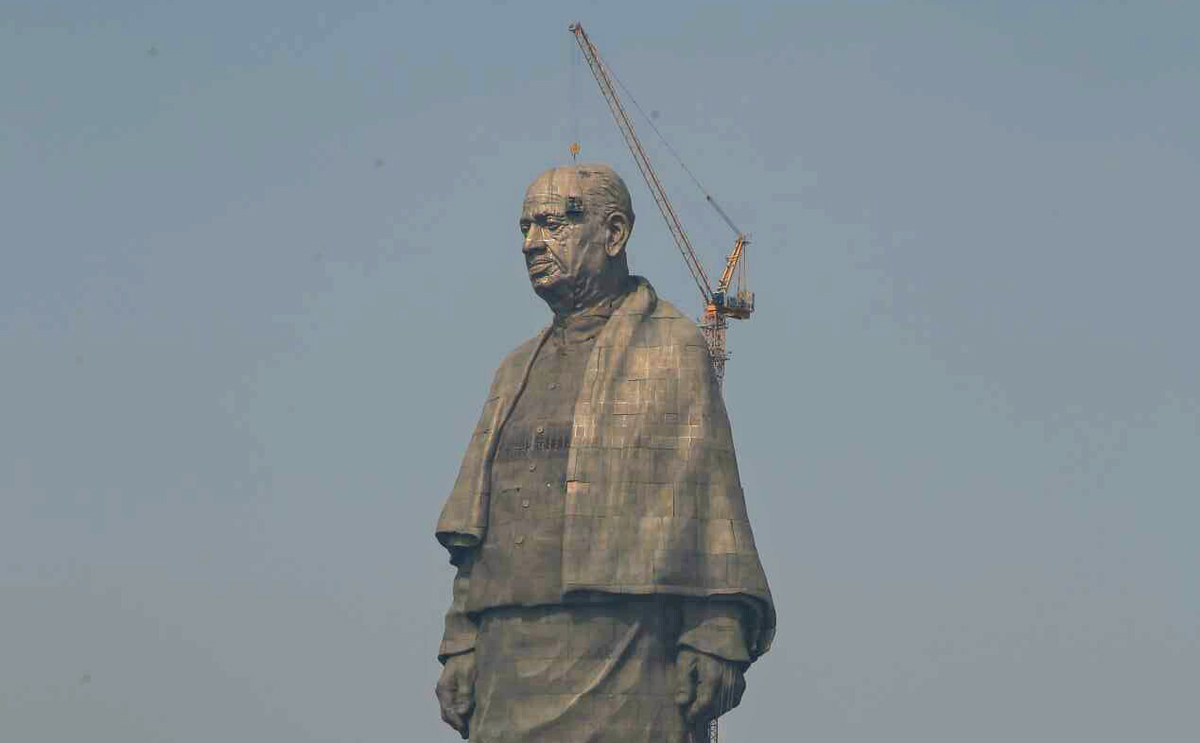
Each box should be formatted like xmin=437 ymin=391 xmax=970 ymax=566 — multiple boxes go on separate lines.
xmin=435 ymin=164 xmax=775 ymax=742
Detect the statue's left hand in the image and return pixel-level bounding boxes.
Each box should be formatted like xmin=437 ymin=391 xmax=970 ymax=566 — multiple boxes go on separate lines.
xmin=674 ymin=647 xmax=747 ymax=726
xmin=435 ymin=650 xmax=477 ymax=739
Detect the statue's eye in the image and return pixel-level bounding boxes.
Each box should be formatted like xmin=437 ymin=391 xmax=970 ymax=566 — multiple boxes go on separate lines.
xmin=519 ymin=221 xmax=530 ymax=235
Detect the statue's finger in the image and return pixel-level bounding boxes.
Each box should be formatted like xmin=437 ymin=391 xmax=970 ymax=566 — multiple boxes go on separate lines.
xmin=435 ymin=681 xmax=453 ymax=708
xmin=674 ymin=652 xmax=698 ymax=706
xmin=440 ymin=705 xmax=465 ymax=734
xmin=452 ymin=691 xmax=474 ymax=717
xmin=732 ymin=671 xmax=747 ymax=708
xmin=686 ymin=673 xmax=716 ymax=724
xmin=437 ymin=679 xmax=467 ymax=734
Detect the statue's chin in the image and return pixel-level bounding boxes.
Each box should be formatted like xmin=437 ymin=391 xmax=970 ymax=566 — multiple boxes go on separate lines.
xmin=532 ymin=276 xmax=574 ymax=311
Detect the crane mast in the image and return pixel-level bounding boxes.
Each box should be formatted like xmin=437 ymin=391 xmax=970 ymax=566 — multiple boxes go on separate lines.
xmin=569 ymin=22 xmax=753 ymax=390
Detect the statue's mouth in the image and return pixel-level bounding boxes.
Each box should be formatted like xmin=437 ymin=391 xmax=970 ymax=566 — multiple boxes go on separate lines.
xmin=527 ymin=258 xmax=560 ymax=280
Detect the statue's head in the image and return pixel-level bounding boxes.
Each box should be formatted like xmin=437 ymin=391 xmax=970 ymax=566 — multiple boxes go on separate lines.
xmin=520 ymin=163 xmax=635 ymax=313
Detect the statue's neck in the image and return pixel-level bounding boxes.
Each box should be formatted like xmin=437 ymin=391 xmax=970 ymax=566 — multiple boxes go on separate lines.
xmin=550 ymin=271 xmax=630 ymax=323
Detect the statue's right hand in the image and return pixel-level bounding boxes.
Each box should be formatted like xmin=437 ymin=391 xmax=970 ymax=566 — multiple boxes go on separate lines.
xmin=435 ymin=650 xmax=477 ymax=739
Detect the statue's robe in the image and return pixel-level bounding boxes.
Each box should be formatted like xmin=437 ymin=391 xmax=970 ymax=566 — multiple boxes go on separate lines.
xmin=436 ymin=277 xmax=775 ymax=741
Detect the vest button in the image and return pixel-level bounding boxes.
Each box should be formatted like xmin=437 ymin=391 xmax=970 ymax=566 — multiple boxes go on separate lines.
xmin=515 ymin=535 xmax=525 ymax=544
xmin=521 ymin=499 xmax=530 ymax=508
xmin=528 ymin=463 xmax=537 ymax=471
xmin=548 ymin=382 xmax=558 ymax=390
xmin=536 ymin=425 xmax=545 ymax=434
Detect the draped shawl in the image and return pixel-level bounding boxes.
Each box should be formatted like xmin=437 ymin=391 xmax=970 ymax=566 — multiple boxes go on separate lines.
xmin=436 ymin=277 xmax=775 ymax=658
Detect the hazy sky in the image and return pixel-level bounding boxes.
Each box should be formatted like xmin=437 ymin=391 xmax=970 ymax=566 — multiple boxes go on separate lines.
xmin=3 ymin=1 xmax=1198 ymax=740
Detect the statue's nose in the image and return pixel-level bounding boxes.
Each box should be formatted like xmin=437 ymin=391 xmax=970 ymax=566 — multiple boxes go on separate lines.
xmin=523 ymin=226 xmax=547 ymax=253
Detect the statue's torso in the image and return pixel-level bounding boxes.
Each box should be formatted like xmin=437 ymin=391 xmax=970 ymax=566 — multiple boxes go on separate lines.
xmin=467 ymin=317 xmax=603 ymax=610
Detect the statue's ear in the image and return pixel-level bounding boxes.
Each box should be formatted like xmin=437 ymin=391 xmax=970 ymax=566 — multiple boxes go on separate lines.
xmin=604 ymin=211 xmax=631 ymax=259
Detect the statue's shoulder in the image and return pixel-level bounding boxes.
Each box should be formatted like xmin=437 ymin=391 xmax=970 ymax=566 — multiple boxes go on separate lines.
xmin=652 ymin=299 xmax=708 ymax=346
xmin=618 ymin=278 xmax=706 ymax=347
xmin=648 ymin=295 xmax=695 ymax=325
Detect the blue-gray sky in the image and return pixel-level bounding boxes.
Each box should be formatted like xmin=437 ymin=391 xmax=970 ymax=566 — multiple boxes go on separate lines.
xmin=3 ymin=1 xmax=1197 ymax=740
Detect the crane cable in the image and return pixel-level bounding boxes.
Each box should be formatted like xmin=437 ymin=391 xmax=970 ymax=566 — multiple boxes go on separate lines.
xmin=601 ymin=57 xmax=742 ymax=237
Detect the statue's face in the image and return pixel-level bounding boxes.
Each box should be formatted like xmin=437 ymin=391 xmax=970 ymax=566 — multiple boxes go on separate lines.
xmin=519 ymin=169 xmax=607 ymax=302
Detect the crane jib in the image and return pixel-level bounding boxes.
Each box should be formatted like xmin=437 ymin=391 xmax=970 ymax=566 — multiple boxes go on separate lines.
xmin=568 ymin=22 xmax=754 ymax=392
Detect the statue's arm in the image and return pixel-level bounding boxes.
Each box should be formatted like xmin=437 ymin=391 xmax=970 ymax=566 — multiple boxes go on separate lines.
xmin=437 ymin=556 xmax=477 ymax=663
xmin=677 ymin=599 xmax=751 ymax=664
xmin=675 ymin=600 xmax=750 ymax=726
xmin=435 ymin=556 xmax=477 ymax=739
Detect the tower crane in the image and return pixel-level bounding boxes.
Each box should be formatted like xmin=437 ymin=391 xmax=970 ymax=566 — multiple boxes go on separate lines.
xmin=571 ymin=25 xmax=748 ymax=742
xmin=569 ymin=22 xmax=754 ymax=391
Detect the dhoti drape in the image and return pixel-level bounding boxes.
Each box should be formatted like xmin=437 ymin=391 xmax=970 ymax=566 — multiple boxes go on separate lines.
xmin=470 ymin=599 xmax=689 ymax=743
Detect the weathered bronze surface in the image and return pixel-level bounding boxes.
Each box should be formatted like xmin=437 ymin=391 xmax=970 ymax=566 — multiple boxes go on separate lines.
xmin=435 ymin=165 xmax=774 ymax=742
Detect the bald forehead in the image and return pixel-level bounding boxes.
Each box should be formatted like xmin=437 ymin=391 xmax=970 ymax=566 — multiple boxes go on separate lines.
xmin=523 ymin=167 xmax=586 ymax=217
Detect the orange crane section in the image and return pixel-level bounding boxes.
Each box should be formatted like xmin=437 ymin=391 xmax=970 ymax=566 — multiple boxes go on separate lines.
xmin=569 ymin=22 xmax=754 ymax=390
